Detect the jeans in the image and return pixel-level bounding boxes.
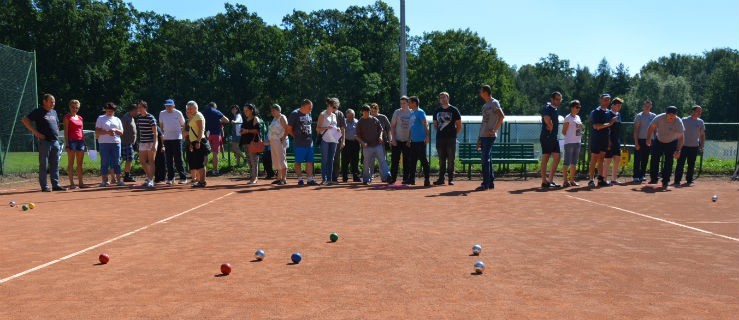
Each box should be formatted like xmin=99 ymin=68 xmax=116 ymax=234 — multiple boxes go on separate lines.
xmin=99 ymin=142 xmax=122 ymax=176
xmin=37 ymin=139 xmax=61 ymax=188
xmin=390 ymin=141 xmax=410 ymax=182
xmin=650 ymin=139 xmax=677 ymax=185
xmin=342 ymin=140 xmax=360 ymax=180
xmin=164 ymin=140 xmax=187 ymax=180
xmin=409 ymin=142 xmax=430 ymax=183
xmin=633 ymin=139 xmax=651 ymax=179
xmin=321 ymin=140 xmax=338 ymax=182
xmin=362 ymin=144 xmax=389 ymax=182
xmin=674 ymin=146 xmax=699 ymax=184
xmin=480 ymin=136 xmax=496 ymax=188
xmin=436 ymin=138 xmax=456 ymax=181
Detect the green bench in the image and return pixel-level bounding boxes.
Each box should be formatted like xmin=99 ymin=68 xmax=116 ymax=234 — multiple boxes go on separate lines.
xmin=458 ymin=142 xmax=539 ymax=180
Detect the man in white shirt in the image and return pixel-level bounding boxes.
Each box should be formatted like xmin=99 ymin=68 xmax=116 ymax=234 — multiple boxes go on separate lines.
xmin=159 ymin=99 xmax=187 ymax=185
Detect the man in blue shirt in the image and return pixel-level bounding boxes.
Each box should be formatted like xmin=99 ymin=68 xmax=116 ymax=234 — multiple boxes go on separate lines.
xmin=588 ymin=94 xmax=613 ymax=187
xmin=408 ymin=96 xmax=430 ymax=186
xmin=21 ymin=94 xmax=67 ymax=192
xmin=540 ymin=91 xmax=562 ymax=188
xmin=201 ymin=102 xmax=228 ymax=175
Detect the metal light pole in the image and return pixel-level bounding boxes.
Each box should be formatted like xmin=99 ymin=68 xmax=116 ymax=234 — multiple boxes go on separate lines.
xmin=399 ymin=0 xmax=407 ymax=96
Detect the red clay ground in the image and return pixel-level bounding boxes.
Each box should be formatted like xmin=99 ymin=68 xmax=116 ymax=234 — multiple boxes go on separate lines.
xmin=0 ymin=177 xmax=737 ymax=319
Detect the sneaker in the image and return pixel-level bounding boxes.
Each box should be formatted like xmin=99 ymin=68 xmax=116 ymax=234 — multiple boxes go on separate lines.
xmin=424 ymin=180 xmax=431 ymax=187
xmin=140 ymin=181 xmax=149 ymax=188
xmin=52 ymin=186 xmax=68 ymax=191
xmin=570 ymin=181 xmax=579 ymax=186
xmin=307 ymin=180 xmax=319 ymax=186
xmin=146 ymin=181 xmax=155 ymax=189
xmin=320 ymin=181 xmax=328 ymax=186
xmin=298 ymin=180 xmax=305 ymax=186
xmin=279 ymin=180 xmax=287 ymax=185
xmin=475 ymin=185 xmax=488 ymax=191
xmin=541 ymin=182 xmax=550 ymax=188
xmin=116 ymin=181 xmax=126 ymax=187
xmin=99 ymin=181 xmax=110 ymax=187
xmin=563 ymin=181 xmax=571 ymax=188
xmin=662 ymin=183 xmax=670 ymax=190
xmin=433 ymin=180 xmax=445 ymax=186
xmin=166 ymin=180 xmax=174 ymax=186
xmin=178 ymin=178 xmax=188 ymax=184
xmin=632 ymin=178 xmax=641 ymax=183
xmin=41 ymin=187 xmax=52 ymax=192
xmin=597 ymin=179 xmax=608 ymax=187
xmin=123 ymin=175 xmax=136 ymax=182
xmin=271 ymin=179 xmax=281 ymax=184
xmin=549 ymin=182 xmax=561 ymax=188
xmin=448 ymin=180 xmax=455 ymax=186
xmin=588 ymin=180 xmax=596 ymax=187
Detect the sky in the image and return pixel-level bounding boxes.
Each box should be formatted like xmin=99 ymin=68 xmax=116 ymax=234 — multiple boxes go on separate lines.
xmin=128 ymin=0 xmax=739 ymax=74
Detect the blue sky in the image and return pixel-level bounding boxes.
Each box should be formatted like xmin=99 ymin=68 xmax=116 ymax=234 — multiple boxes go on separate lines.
xmin=128 ymin=0 xmax=739 ymax=74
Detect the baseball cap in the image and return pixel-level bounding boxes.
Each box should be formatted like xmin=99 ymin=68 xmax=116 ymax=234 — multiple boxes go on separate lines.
xmin=665 ymin=106 xmax=678 ymax=114
xmin=164 ymin=99 xmax=175 ymax=106
xmin=600 ymin=93 xmax=611 ymax=99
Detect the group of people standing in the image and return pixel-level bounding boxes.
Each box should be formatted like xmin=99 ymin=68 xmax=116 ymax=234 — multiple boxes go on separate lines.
xmin=537 ymin=92 xmax=705 ymax=190
xmin=22 ymin=86 xmax=704 ymax=193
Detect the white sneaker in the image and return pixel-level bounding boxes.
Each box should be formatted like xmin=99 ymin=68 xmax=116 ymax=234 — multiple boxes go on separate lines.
xmin=178 ymin=178 xmax=188 ymax=184
xmin=99 ymin=181 xmax=110 ymax=187
xmin=166 ymin=180 xmax=174 ymax=186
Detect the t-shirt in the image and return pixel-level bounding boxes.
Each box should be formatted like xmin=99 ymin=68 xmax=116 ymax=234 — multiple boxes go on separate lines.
xmin=345 ymin=118 xmax=358 ymax=140
xmin=63 ymin=114 xmax=84 ymax=141
xmin=633 ymin=112 xmax=657 ymax=140
xmin=651 ymin=113 xmax=685 ymax=143
xmin=188 ymin=112 xmax=206 ymax=142
xmin=375 ymin=113 xmax=391 ymax=142
xmin=136 ymin=113 xmax=157 ymax=143
xmin=287 ymin=109 xmax=313 ymax=147
xmin=202 ymin=107 xmax=225 ymax=136
xmin=158 ymin=109 xmax=185 ymax=140
xmin=230 ymin=113 xmax=243 ymax=140
xmin=433 ymin=105 xmax=462 ymax=139
xmin=26 ymin=108 xmax=59 ymax=141
xmin=95 ymin=115 xmax=123 ymax=144
xmin=479 ymin=98 xmax=503 ymax=138
xmin=681 ymin=117 xmax=705 ymax=147
xmin=606 ymin=110 xmax=622 ymax=144
xmin=589 ymin=107 xmax=609 ymax=139
xmin=409 ymin=108 xmax=428 ymax=142
xmin=356 ymin=116 xmax=382 ymax=147
xmin=563 ymin=114 xmax=583 ymax=144
xmin=540 ymin=103 xmax=559 ymax=139
xmin=391 ymin=108 xmax=412 ymax=142
xmin=120 ymin=113 xmax=137 ymax=145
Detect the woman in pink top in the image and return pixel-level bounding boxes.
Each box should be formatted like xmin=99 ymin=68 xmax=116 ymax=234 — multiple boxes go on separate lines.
xmin=63 ymin=99 xmax=86 ymax=188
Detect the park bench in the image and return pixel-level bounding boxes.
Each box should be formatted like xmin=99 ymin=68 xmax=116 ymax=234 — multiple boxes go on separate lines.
xmin=458 ymin=142 xmax=539 ymax=180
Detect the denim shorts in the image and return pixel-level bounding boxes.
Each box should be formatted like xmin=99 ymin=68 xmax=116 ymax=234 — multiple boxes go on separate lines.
xmin=67 ymin=140 xmax=86 ymax=151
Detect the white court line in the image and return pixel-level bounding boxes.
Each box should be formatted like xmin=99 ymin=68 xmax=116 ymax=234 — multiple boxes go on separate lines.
xmin=686 ymin=221 xmax=739 ymax=224
xmin=565 ymin=195 xmax=739 ymax=243
xmin=0 ymin=192 xmax=234 ymax=285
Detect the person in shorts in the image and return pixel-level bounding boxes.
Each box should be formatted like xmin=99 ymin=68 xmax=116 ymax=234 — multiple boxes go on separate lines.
xmin=287 ymin=99 xmax=318 ymax=186
xmin=202 ymin=102 xmax=228 ymax=176
xmin=63 ymin=99 xmax=86 ymax=188
xmin=135 ymin=100 xmax=158 ymax=189
xmin=588 ymin=94 xmax=612 ymax=187
xmin=561 ymin=100 xmax=582 ymax=187
xmin=603 ymin=97 xmax=624 ymax=185
xmin=540 ymin=91 xmax=562 ymax=188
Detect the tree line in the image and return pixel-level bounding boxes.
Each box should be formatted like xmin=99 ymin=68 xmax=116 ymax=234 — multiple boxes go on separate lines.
xmin=1 ymin=0 xmax=737 ymax=123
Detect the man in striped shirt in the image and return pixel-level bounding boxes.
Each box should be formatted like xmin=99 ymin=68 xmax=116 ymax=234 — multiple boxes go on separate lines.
xmin=136 ymin=100 xmax=158 ymax=189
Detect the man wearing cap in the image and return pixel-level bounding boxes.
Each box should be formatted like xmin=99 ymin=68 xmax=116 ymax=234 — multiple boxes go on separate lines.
xmin=202 ymin=102 xmax=229 ymax=176
xmin=539 ymin=91 xmax=562 ymax=188
xmin=674 ymin=105 xmax=705 ymax=186
xmin=632 ymin=99 xmax=656 ymax=183
xmin=356 ymin=104 xmax=390 ymax=185
xmin=646 ymin=106 xmax=685 ymax=189
xmin=120 ymin=104 xmax=138 ymax=182
xmin=603 ymin=97 xmax=624 ymax=185
xmin=159 ymin=99 xmax=187 ymax=185
xmin=587 ymin=94 xmax=612 ymax=187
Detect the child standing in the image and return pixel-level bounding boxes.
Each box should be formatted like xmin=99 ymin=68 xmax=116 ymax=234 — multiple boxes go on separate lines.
xmin=561 ymin=100 xmax=583 ymax=187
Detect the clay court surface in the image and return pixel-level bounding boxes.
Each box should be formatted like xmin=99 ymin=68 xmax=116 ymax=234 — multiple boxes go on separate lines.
xmin=0 ymin=177 xmax=737 ymax=319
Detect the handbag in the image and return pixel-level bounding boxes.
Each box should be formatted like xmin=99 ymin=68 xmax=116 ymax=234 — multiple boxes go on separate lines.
xmin=190 ymin=126 xmax=211 ymax=154
xmin=248 ymin=124 xmax=265 ymax=154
